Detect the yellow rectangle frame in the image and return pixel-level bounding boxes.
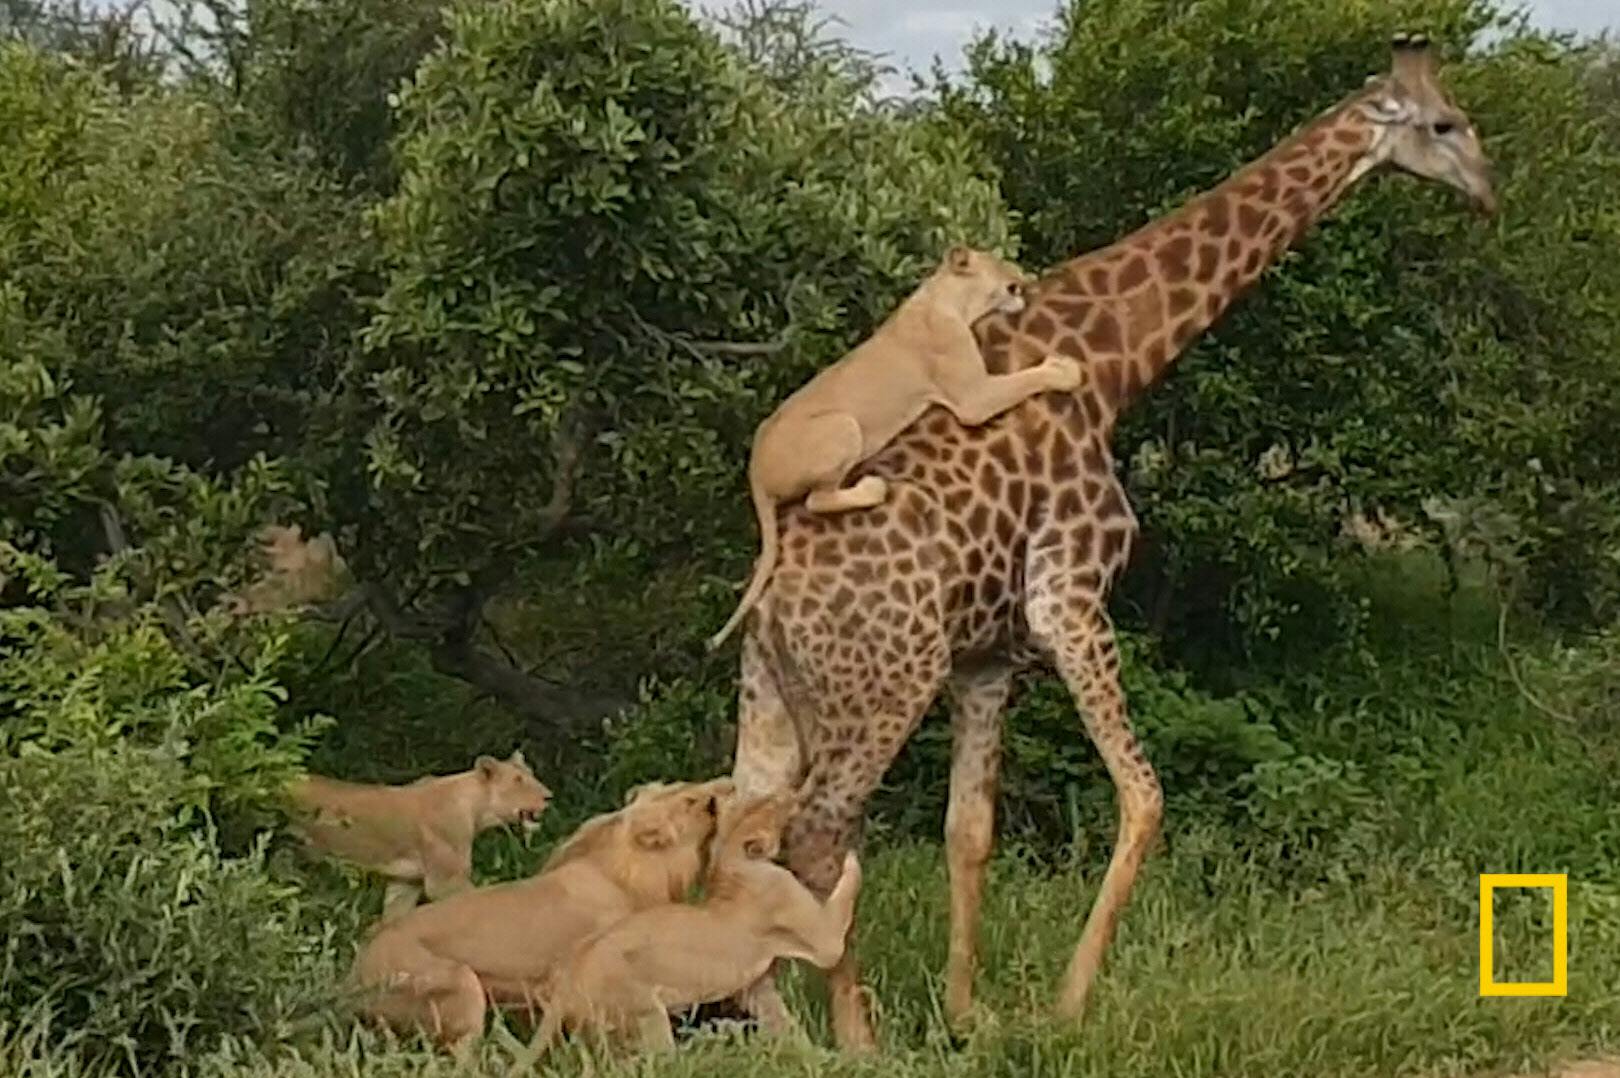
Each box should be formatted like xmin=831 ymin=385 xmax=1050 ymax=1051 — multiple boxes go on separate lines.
xmin=1478 ymin=873 xmax=1567 ymax=997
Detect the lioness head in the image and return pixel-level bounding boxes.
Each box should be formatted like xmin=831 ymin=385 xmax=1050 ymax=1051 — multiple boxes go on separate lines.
xmin=713 ymin=784 xmax=802 ymax=864
xmin=474 ymin=750 xmax=552 ymax=836
xmin=938 ymin=244 xmax=1031 ymax=322
xmin=619 ymin=775 xmax=734 ymax=853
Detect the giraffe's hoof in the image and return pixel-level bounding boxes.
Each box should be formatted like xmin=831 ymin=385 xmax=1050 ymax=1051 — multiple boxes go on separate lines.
xmin=831 ymin=986 xmax=879 ymax=1053
xmin=943 ymin=998 xmax=996 ymax=1048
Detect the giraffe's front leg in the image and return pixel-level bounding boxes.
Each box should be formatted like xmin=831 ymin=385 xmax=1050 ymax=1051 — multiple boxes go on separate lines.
xmin=1025 ymin=581 xmax=1163 ymax=1021
xmin=942 ymin=667 xmax=1012 ymax=1030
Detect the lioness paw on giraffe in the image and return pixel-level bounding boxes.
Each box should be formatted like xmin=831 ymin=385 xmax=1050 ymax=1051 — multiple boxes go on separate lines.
xmin=707 ymin=244 xmax=1085 ymax=650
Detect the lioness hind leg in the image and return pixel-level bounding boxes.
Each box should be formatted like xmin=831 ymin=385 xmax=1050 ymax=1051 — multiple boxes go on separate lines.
xmin=634 ymin=1004 xmax=677 ymax=1053
xmin=427 ymin=965 xmax=487 ymax=1057
xmin=805 ymin=475 xmax=888 ymax=513
xmin=784 ymin=413 xmax=888 ymax=514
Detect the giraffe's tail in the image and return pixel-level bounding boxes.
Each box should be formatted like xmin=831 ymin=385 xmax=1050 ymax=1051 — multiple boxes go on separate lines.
xmin=706 ymin=482 xmax=779 ymax=652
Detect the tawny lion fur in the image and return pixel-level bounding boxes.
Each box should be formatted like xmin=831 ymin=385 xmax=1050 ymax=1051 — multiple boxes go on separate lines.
xmin=531 ymin=785 xmax=862 ymax=1055
xmin=346 ymin=776 xmax=734 ymax=1055
xmin=286 ymin=750 xmax=552 ymax=922
xmin=228 ymin=523 xmax=349 ymax=615
xmin=707 ymin=244 xmax=1085 ymax=650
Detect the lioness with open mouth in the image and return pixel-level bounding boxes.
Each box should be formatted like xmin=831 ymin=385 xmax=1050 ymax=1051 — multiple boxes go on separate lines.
xmin=286 ymin=750 xmax=552 ymax=922
xmin=532 ymin=783 xmax=862 ymax=1056
xmin=347 ymin=776 xmax=734 ymax=1057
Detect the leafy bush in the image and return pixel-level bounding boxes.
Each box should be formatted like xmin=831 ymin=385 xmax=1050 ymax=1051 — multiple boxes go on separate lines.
xmin=0 ymin=71 xmax=368 ymax=480
xmin=355 ymin=0 xmax=1011 ymax=597
xmin=0 ymin=580 xmax=336 ymax=1075
xmin=2 ymin=237 xmax=339 ymax=1072
xmin=243 ymin=0 xmax=448 ymax=187
xmin=0 ymin=744 xmax=338 ymax=1075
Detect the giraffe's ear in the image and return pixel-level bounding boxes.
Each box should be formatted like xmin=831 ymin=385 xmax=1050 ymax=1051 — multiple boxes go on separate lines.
xmin=943 ymin=245 xmax=974 ymax=274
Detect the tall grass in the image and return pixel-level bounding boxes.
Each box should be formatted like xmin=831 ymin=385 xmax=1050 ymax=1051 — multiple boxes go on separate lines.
xmin=10 ymin=555 xmax=1617 ymax=1077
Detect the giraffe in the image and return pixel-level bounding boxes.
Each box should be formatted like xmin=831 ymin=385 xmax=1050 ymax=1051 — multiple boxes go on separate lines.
xmin=723 ymin=33 xmax=1496 ymax=1050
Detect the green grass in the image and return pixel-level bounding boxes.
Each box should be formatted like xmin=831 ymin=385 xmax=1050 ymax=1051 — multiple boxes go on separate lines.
xmin=104 ymin=829 xmax=1618 ymax=1078
xmin=10 ymin=553 xmax=1620 ymax=1077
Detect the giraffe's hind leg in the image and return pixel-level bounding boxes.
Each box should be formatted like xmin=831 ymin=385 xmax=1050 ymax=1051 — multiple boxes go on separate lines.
xmin=942 ymin=666 xmax=1013 ymax=1029
xmin=727 ymin=627 xmax=809 ymax=1039
xmin=1025 ymin=582 xmax=1163 ymax=1021
xmin=777 ymin=633 xmax=951 ymax=1051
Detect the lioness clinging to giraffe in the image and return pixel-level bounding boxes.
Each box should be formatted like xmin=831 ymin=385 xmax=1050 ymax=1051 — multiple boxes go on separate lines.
xmin=706 ymin=245 xmax=1084 ymax=651
xmin=724 ymin=33 xmax=1496 ymax=1051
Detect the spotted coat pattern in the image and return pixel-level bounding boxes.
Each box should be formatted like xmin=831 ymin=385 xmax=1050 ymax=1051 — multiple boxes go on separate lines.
xmin=728 ymin=89 xmax=1393 ymax=1049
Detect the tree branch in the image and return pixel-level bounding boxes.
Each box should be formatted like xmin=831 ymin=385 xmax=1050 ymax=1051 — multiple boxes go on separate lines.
xmin=625 ymin=304 xmax=790 ymax=363
xmin=678 ymin=337 xmax=790 ymax=357
xmin=94 ymin=498 xmax=230 ymax=676
xmin=357 ymin=580 xmax=626 ymax=730
xmin=536 ymin=417 xmax=586 ymax=540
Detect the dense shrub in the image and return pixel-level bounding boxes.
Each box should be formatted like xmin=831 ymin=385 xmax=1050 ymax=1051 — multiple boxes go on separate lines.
xmin=0 ymin=744 xmax=336 ymax=1075
xmin=0 ymin=580 xmax=335 ymax=1075
xmin=2 ymin=198 xmax=339 ymax=1072
xmin=0 ymin=67 xmax=368 ymax=481
xmin=243 ymin=0 xmax=448 ymax=187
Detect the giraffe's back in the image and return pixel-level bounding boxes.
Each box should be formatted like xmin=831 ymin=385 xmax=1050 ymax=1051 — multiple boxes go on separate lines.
xmin=758 ymin=386 xmax=1138 ymax=676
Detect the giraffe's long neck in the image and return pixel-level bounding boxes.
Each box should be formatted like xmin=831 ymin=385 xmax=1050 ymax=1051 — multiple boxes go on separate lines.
xmin=1011 ymin=92 xmax=1381 ymax=422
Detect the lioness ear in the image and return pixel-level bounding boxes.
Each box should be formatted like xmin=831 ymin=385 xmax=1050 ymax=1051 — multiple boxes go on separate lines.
xmin=944 ymin=245 xmax=973 ymax=274
xmin=475 ymin=754 xmax=499 ymax=779
xmin=508 ymin=749 xmax=527 ymax=768
xmin=743 ymin=837 xmax=767 ymax=858
xmin=631 ymin=816 xmax=677 ymax=851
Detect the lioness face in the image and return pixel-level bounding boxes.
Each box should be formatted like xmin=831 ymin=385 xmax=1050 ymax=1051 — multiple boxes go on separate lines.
xmin=943 ymin=245 xmax=1030 ymax=319
xmin=715 ymin=788 xmax=798 ymax=862
xmin=623 ymin=776 xmax=733 ymax=854
xmin=476 ymin=751 xmax=552 ymax=835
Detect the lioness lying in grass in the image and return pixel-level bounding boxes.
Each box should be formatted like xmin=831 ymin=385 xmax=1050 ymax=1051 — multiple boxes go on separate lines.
xmin=286 ymin=750 xmax=552 ymax=922
xmin=532 ymin=784 xmax=863 ymax=1055
xmin=347 ymin=776 xmax=734 ymax=1056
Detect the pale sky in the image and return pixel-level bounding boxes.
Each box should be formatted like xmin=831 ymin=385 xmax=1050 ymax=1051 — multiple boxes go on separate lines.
xmin=721 ymin=0 xmax=1617 ymax=95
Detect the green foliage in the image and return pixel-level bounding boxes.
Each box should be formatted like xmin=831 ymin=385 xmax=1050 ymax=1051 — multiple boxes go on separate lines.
xmin=243 ymin=0 xmax=447 ymax=186
xmin=2 ymin=124 xmax=338 ymax=1068
xmin=0 ymin=44 xmax=95 ymax=249
xmin=0 ymin=576 xmax=327 ymax=834
xmin=0 ymin=571 xmax=335 ymax=1075
xmin=0 ymin=44 xmax=369 ymax=483
xmin=0 ymin=744 xmax=337 ymax=1076
xmin=356 ymin=0 xmax=1010 ymax=595
xmin=936 ymin=0 xmax=1620 ymax=658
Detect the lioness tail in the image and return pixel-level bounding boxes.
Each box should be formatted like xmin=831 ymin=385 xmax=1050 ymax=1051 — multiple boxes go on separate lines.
xmin=706 ymin=482 xmax=778 ymax=651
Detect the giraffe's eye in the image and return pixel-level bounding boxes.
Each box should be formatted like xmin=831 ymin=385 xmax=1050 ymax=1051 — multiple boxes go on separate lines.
xmin=1432 ymin=120 xmax=1455 ymax=136
xmin=1007 ymin=282 xmax=1022 ymax=295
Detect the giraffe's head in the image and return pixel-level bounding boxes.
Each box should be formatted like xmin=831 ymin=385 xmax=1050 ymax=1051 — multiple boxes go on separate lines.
xmin=1354 ymin=32 xmax=1496 ymax=216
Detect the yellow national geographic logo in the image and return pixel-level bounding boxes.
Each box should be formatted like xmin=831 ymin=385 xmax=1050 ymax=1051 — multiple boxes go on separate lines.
xmin=1478 ymin=873 xmax=1568 ymax=997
